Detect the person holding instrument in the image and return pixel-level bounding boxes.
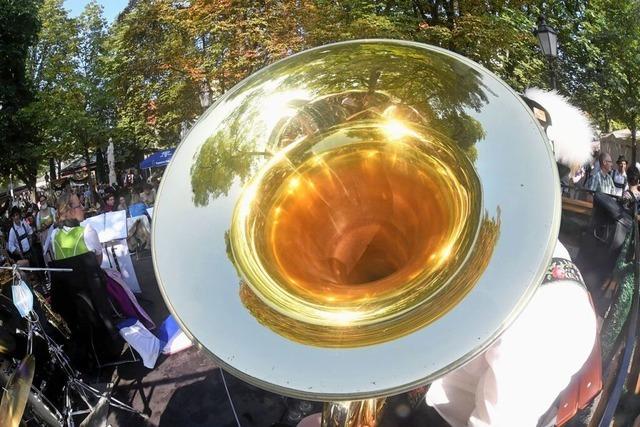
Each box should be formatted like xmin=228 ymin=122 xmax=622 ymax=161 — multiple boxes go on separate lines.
xmin=43 ymin=189 xmax=154 ymax=329
xmin=7 ymin=207 xmax=34 ymax=265
xmin=425 ymin=89 xmax=598 ymax=427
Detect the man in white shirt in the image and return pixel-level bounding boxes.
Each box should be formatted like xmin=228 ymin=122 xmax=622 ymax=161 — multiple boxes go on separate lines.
xmin=426 ymin=241 xmax=596 ymax=427
xmin=425 ymin=89 xmax=599 ymax=427
xmin=7 ymin=207 xmax=33 ymax=262
xmin=611 ymin=155 xmax=628 ymax=197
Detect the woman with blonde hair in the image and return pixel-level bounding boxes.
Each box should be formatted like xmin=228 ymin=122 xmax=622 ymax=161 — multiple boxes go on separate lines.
xmin=45 ymin=189 xmax=155 ymax=329
xmin=44 ymin=190 xmax=102 ymax=265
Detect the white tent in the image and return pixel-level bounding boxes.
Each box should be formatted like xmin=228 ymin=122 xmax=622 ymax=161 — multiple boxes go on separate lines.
xmin=600 ymin=129 xmax=634 ymax=161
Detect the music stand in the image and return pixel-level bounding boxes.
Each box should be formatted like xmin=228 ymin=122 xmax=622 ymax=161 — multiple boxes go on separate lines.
xmin=81 ymin=211 xmax=141 ymax=293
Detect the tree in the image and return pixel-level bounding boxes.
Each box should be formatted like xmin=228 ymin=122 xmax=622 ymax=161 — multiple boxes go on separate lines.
xmin=76 ymin=1 xmax=113 ymax=165
xmin=0 ymin=0 xmax=43 ymax=189
xmin=25 ymin=0 xmax=114 ymax=182
xmin=26 ymin=0 xmax=81 ymax=177
xmin=105 ymin=0 xmax=200 ymax=158
xmin=591 ymin=0 xmax=640 ymax=163
xmin=64 ymin=0 xmax=640 ymax=168
xmin=106 ymin=0 xmax=312 ymax=160
xmin=557 ymin=0 xmax=640 ymax=161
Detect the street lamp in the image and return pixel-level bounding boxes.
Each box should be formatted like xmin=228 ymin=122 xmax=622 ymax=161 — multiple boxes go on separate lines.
xmin=533 ymin=16 xmax=558 ymax=89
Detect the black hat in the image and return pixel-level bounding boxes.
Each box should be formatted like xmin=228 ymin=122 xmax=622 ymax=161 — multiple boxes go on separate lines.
xmin=617 ymin=155 xmax=628 ymax=165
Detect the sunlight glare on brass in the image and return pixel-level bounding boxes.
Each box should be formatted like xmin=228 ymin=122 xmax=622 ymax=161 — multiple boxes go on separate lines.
xmin=230 ymin=118 xmax=484 ymax=346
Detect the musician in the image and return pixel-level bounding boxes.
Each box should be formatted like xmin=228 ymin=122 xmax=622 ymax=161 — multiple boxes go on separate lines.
xmin=101 ymin=193 xmax=116 ymax=213
xmin=43 ymin=191 xmax=102 ymax=265
xmin=35 ymin=194 xmax=57 ymax=244
xmin=612 ymin=155 xmax=628 ymax=197
xmin=140 ymin=183 xmax=156 ymax=206
xmin=43 ymin=190 xmax=155 ymax=328
xmin=426 ymin=89 xmax=598 ymax=427
xmin=7 ymin=207 xmax=34 ymax=264
xmin=0 ymin=231 xmax=28 ymax=268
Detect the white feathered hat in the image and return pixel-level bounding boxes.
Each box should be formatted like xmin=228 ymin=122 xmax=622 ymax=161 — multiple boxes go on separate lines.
xmin=523 ymin=88 xmax=595 ymax=169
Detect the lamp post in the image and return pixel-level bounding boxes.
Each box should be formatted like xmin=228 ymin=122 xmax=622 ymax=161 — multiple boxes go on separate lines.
xmin=533 ymin=16 xmax=558 ymax=90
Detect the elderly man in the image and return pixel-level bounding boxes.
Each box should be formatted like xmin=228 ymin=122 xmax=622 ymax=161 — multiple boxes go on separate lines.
xmin=588 ymin=152 xmax=615 ymax=195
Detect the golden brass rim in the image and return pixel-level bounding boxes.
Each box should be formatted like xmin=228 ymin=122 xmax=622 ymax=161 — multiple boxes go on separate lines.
xmin=152 ymin=39 xmax=560 ymax=399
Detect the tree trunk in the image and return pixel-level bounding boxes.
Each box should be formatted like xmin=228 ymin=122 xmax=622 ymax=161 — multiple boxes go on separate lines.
xmin=49 ymin=157 xmax=56 ymax=181
xmin=632 ymin=123 xmax=637 ymax=166
xmin=95 ymin=148 xmax=106 ymax=184
xmin=85 ymin=147 xmax=97 ymax=192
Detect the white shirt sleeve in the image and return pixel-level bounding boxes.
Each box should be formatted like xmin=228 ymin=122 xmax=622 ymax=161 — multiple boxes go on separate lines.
xmin=466 ymin=282 xmax=596 ymax=427
xmin=83 ymin=224 xmax=102 ymax=256
xmin=42 ymin=227 xmax=58 ymax=263
xmin=465 ymin=242 xmax=596 ymax=427
xmin=427 ymin=240 xmax=597 ymax=427
xmin=7 ymin=227 xmax=18 ymax=254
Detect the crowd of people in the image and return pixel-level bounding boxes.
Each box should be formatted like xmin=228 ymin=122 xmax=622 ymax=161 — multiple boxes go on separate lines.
xmin=568 ymin=152 xmax=640 ymax=202
xmin=0 ymin=170 xmax=158 ymax=368
xmin=0 ymin=169 xmax=159 ymax=269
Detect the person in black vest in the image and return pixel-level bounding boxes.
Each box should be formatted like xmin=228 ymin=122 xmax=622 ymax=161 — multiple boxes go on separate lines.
xmin=7 ymin=207 xmax=34 ymax=264
xmin=612 ymin=155 xmax=628 ymax=197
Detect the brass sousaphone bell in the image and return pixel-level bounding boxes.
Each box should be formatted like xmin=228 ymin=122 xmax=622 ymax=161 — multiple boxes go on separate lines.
xmin=153 ymin=40 xmax=560 ymax=422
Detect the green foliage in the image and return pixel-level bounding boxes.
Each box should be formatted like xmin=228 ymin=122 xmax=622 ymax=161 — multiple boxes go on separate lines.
xmin=27 ymin=0 xmax=113 ymax=166
xmin=5 ymin=0 xmax=640 ymax=180
xmin=554 ymin=0 xmax=640 ymax=160
xmin=0 ymin=0 xmax=43 ymax=187
xmin=106 ymin=0 xmax=551 ymax=160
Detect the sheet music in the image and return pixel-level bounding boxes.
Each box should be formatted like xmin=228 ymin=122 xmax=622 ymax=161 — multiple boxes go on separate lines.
xmin=81 ymin=211 xmax=127 ymax=242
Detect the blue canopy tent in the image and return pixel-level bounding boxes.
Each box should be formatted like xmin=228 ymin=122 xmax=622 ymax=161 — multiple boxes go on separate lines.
xmin=140 ymin=148 xmax=176 ymax=169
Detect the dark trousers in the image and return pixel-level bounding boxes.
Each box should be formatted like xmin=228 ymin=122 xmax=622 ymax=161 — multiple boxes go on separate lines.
xmin=10 ymin=249 xmax=41 ymax=270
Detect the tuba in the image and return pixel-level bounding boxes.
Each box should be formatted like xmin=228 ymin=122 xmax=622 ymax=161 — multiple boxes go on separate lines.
xmin=153 ymin=40 xmax=560 ymax=425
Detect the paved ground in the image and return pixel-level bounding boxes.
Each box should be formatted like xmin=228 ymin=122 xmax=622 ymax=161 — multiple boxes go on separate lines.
xmin=101 ymin=254 xmax=448 ymax=427
xmin=99 ymin=246 xmax=640 ymax=427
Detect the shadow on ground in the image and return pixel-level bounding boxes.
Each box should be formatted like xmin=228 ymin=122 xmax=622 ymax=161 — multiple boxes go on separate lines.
xmin=101 ymin=254 xmax=450 ymax=427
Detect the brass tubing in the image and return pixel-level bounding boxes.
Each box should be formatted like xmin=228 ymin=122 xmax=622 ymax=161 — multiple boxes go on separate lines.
xmin=321 ymin=398 xmax=386 ymax=427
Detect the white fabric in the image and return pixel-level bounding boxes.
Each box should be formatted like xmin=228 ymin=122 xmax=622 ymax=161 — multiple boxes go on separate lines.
xmin=157 ymin=315 xmax=193 ymax=355
xmin=118 ymin=320 xmax=161 ymax=369
xmin=44 ymin=224 xmax=102 ymax=261
xmin=612 ymin=170 xmax=628 ymax=196
xmin=162 ymin=332 xmax=192 ymax=355
xmin=426 ymin=240 xmax=597 ymax=427
xmin=7 ymin=221 xmax=32 ymax=254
